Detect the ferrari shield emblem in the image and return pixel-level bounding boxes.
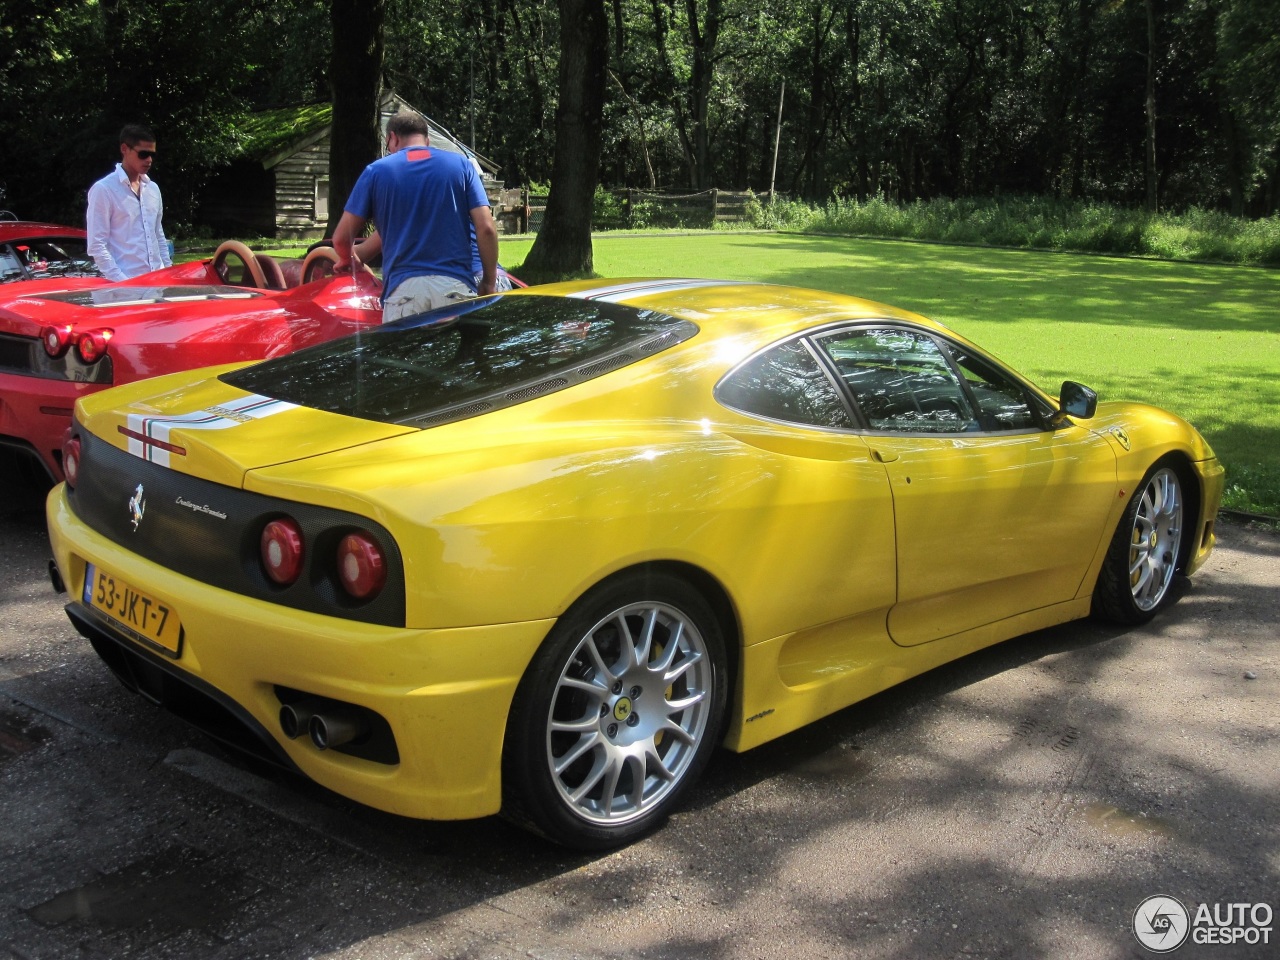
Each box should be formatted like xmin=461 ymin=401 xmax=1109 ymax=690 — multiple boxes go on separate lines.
xmin=128 ymin=484 xmax=146 ymax=531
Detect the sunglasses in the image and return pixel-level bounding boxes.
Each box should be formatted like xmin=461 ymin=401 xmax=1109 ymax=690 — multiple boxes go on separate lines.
xmin=131 ymin=147 xmax=157 ymax=160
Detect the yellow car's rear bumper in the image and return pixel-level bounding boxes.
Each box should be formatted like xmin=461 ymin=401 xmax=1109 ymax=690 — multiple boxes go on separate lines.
xmin=48 ymin=486 xmax=553 ymax=821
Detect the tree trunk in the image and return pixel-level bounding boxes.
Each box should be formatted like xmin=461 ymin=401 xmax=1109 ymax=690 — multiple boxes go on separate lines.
xmin=1218 ymin=90 xmax=1245 ymax=217
xmin=326 ymin=0 xmax=386 ymax=236
xmin=650 ymin=0 xmax=697 ymax=187
xmin=519 ymin=0 xmax=607 ymax=282
xmin=687 ymin=0 xmax=721 ymax=190
xmin=843 ymin=4 xmax=867 ymax=201
xmin=98 ymin=0 xmax=127 ymax=128
xmin=801 ymin=2 xmax=837 ymax=200
xmin=1144 ymin=0 xmax=1158 ymax=213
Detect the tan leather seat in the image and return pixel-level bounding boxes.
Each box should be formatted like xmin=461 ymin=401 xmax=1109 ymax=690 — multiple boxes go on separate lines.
xmin=276 ymin=259 xmax=306 ymax=288
xmin=255 ymin=254 xmax=287 ymax=290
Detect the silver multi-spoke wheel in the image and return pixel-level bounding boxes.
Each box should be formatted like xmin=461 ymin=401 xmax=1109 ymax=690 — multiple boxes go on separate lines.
xmin=547 ymin=601 xmax=713 ymax=826
xmin=1094 ymin=461 xmax=1188 ymax=625
xmin=503 ymin=573 xmax=726 ymax=848
xmin=1127 ymin=467 xmax=1184 ymax=612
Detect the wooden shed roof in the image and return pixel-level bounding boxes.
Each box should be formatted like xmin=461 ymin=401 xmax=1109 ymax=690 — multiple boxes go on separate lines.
xmin=237 ymin=93 xmax=499 ymax=176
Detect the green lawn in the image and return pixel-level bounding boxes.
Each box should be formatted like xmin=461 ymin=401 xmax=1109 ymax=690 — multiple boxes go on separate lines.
xmin=500 ymin=232 xmax=1280 ymax=516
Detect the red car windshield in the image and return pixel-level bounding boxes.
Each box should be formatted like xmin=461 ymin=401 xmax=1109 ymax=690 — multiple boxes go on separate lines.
xmin=1 ymin=236 xmax=99 ymax=283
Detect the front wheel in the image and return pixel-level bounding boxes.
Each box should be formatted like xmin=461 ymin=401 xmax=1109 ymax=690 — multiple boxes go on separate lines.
xmin=502 ymin=572 xmax=728 ymax=849
xmin=1093 ymin=463 xmax=1186 ymax=624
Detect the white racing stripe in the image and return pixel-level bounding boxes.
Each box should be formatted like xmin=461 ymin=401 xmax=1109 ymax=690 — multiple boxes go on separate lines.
xmin=124 ymin=394 xmax=297 ymax=466
xmin=565 ymin=278 xmax=745 ymax=303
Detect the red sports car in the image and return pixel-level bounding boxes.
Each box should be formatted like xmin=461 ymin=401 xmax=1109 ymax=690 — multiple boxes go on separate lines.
xmin=0 ymin=220 xmax=101 ymax=285
xmin=0 ymin=240 xmax=384 ymax=482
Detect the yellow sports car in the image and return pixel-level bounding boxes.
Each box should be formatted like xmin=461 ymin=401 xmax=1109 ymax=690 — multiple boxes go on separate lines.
xmin=46 ymin=279 xmax=1224 ymax=849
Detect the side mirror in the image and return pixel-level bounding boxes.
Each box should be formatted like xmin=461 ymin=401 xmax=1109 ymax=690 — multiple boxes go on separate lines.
xmin=1058 ymin=380 xmax=1098 ymax=420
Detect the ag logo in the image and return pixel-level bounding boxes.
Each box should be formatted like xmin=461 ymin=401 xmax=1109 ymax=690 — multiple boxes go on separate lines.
xmin=1133 ymin=895 xmax=1190 ymax=952
xmin=1111 ymin=426 xmax=1132 ymax=450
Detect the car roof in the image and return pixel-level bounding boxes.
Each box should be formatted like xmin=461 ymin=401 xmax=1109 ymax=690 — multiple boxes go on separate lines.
xmin=0 ymin=221 xmax=88 ymax=242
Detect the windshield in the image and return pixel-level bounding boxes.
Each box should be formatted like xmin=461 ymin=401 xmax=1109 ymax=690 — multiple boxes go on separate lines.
xmin=1 ymin=237 xmax=100 ymax=283
xmin=222 ymin=295 xmax=698 ymax=426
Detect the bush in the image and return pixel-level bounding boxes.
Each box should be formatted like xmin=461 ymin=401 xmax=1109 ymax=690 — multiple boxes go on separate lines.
xmin=593 ymin=187 xmax=627 ymax=230
xmin=742 ymin=192 xmax=816 ymax=230
xmin=787 ymin=195 xmax=1279 ymax=266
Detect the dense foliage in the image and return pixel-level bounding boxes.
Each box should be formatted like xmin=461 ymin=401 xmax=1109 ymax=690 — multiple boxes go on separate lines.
xmin=1 ymin=0 xmax=1276 ymax=230
xmin=745 ymin=194 xmax=1280 ymax=265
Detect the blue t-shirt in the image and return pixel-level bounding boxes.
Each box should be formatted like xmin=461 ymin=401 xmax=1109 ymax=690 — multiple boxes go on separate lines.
xmin=344 ymin=146 xmax=489 ymax=297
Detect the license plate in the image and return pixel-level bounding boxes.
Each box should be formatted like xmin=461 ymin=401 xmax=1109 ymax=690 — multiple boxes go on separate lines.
xmin=82 ymin=562 xmax=183 ymax=657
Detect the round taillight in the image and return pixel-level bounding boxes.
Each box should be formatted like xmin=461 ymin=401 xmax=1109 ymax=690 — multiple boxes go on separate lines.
xmin=75 ymin=329 xmax=114 ymax=364
xmin=261 ymin=518 xmax=305 ymax=585
xmin=41 ymin=325 xmax=73 ymax=357
xmin=62 ymin=435 xmax=82 ymax=488
xmin=337 ymin=532 xmax=386 ymax=600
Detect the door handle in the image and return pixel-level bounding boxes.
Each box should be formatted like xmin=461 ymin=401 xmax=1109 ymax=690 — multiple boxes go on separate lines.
xmin=870 ymin=448 xmax=899 ymax=463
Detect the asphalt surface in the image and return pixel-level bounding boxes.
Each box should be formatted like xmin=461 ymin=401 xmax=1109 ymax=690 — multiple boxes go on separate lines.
xmin=1 ymin=459 xmax=1276 ymax=960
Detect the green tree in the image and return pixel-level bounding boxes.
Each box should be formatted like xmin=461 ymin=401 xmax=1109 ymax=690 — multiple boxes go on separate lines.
xmin=0 ymin=0 xmax=330 ymax=228
xmin=326 ymin=0 xmax=386 ymax=235
xmin=519 ymin=0 xmax=609 ymax=279
xmin=1217 ymin=0 xmax=1280 ymax=213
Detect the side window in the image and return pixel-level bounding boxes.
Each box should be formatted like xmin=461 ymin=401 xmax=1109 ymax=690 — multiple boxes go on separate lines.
xmin=314 ymin=178 xmax=330 ymax=221
xmin=717 ymin=339 xmax=853 ymax=429
xmin=945 ymin=346 xmax=1042 ymax=431
xmin=814 ymin=328 xmax=977 ymax=433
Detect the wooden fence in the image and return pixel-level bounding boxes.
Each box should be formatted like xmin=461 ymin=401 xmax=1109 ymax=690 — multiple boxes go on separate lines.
xmin=499 ymin=189 xmax=759 ymax=234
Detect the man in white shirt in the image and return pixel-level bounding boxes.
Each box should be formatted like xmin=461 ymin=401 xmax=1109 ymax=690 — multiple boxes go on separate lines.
xmin=86 ymin=124 xmax=172 ymax=281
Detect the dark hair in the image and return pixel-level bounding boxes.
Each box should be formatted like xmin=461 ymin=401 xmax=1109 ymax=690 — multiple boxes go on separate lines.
xmin=119 ymin=124 xmax=157 ymax=147
xmin=386 ymin=111 xmax=430 ymax=140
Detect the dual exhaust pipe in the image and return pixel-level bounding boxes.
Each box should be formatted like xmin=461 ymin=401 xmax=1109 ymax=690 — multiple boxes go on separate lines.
xmin=280 ymin=699 xmax=369 ymax=751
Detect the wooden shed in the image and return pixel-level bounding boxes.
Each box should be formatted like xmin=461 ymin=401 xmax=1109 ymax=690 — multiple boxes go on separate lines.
xmin=199 ymin=92 xmax=501 ymax=240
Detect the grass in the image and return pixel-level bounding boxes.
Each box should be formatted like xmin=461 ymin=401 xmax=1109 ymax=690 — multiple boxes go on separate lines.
xmin=501 ymin=232 xmax=1280 ymax=516
xmin=743 ymin=195 xmax=1280 ymax=267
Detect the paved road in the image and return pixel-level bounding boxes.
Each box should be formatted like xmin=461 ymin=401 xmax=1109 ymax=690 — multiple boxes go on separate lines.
xmin=2 ymin=462 xmax=1276 ymax=960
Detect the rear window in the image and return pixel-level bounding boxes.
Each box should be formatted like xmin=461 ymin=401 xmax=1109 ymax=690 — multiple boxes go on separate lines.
xmin=221 ymin=295 xmax=698 ymax=426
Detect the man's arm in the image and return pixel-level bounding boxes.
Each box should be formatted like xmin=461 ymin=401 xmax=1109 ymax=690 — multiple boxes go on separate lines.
xmin=354 ymin=229 xmax=381 ymax=268
xmin=151 ymin=185 xmax=171 ymax=268
xmin=85 ymin=183 xmax=126 ymax=282
xmin=332 ymin=211 xmax=368 ymax=271
xmin=471 ymin=206 xmax=498 ymax=295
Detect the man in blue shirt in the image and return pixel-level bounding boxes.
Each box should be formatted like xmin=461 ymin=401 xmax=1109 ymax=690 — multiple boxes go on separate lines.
xmin=334 ymin=111 xmax=498 ymax=321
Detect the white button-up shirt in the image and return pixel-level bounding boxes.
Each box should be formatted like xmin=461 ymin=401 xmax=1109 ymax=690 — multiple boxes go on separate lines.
xmin=86 ymin=164 xmax=172 ymax=281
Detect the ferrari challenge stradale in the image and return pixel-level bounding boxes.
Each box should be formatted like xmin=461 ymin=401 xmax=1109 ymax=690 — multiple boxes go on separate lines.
xmin=46 ymin=279 xmax=1224 ymax=849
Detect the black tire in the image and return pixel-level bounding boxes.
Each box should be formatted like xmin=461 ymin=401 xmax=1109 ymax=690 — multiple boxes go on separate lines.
xmin=1092 ymin=461 xmax=1187 ymax=624
xmin=502 ymin=571 xmax=728 ymax=849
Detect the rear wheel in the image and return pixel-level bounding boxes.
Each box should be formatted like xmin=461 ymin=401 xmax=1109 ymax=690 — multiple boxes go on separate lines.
xmin=1093 ymin=463 xmax=1186 ymax=624
xmin=502 ymin=572 xmax=727 ymax=849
